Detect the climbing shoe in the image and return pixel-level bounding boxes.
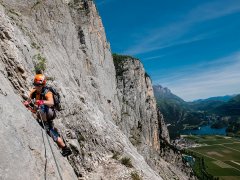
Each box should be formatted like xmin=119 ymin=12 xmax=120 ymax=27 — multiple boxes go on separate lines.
xmin=61 ymin=146 xmax=72 ymax=157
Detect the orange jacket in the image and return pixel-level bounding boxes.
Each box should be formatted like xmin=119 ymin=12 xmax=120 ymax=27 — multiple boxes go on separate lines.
xmin=29 ymin=88 xmax=54 ymax=107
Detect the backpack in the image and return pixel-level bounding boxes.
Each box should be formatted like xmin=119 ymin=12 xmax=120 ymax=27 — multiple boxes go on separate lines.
xmin=32 ymin=86 xmax=62 ymax=111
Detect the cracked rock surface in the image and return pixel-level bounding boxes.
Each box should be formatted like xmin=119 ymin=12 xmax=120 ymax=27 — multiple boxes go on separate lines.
xmin=0 ymin=0 xmax=194 ymax=179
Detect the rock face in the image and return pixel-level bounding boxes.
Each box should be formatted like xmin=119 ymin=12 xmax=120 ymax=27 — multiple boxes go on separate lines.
xmin=154 ymin=85 xmax=172 ymax=95
xmin=115 ymin=56 xmax=169 ymax=152
xmin=114 ymin=55 xmax=194 ymax=180
xmin=158 ymin=111 xmax=170 ymax=143
xmin=153 ymin=84 xmax=185 ymax=103
xmin=0 ymin=3 xmax=77 ymax=179
xmin=0 ymin=0 xmax=193 ymax=180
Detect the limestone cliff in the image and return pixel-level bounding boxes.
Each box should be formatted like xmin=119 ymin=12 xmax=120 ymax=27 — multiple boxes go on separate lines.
xmin=115 ymin=56 xmax=160 ymax=150
xmin=0 ymin=0 xmax=193 ymax=179
xmin=114 ymin=55 xmax=194 ymax=180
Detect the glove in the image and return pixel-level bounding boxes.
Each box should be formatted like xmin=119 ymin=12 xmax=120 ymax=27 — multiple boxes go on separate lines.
xmin=23 ymin=101 xmax=29 ymax=107
xmin=36 ymin=100 xmax=44 ymax=106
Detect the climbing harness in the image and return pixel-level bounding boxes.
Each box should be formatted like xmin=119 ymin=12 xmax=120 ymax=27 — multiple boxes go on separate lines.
xmin=38 ymin=110 xmax=63 ymax=180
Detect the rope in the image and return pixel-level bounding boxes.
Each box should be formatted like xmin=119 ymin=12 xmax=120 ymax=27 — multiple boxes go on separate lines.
xmin=38 ymin=110 xmax=63 ymax=180
xmin=41 ymin=124 xmax=47 ymax=180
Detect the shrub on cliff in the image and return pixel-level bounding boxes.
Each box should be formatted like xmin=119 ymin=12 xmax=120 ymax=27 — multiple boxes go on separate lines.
xmin=112 ymin=53 xmax=136 ymax=77
xmin=33 ymin=53 xmax=46 ymax=74
xmin=131 ymin=171 xmax=141 ymax=180
xmin=112 ymin=53 xmax=151 ymax=81
xmin=120 ymin=157 xmax=133 ymax=168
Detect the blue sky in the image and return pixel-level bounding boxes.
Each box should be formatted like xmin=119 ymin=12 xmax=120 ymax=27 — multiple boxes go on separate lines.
xmin=96 ymin=0 xmax=240 ymax=101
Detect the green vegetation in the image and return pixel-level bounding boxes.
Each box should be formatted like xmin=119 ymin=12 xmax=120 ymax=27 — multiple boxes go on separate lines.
xmin=31 ymin=42 xmax=40 ymax=50
xmin=222 ymin=142 xmax=240 ymax=151
xmin=214 ymin=95 xmax=240 ymax=116
xmin=31 ymin=1 xmax=41 ymax=9
xmin=112 ymin=53 xmax=152 ymax=82
xmin=112 ymin=152 xmax=134 ymax=168
xmin=76 ymin=130 xmax=85 ymax=143
xmin=121 ymin=157 xmax=133 ymax=168
xmin=112 ymin=53 xmax=137 ymax=77
xmin=131 ymin=171 xmax=141 ymax=180
xmin=112 ymin=151 xmax=120 ymax=160
xmin=130 ymin=133 xmax=141 ymax=146
xmin=154 ymin=84 xmax=240 ymax=138
xmin=156 ymin=96 xmax=209 ymax=138
xmin=185 ymin=135 xmax=236 ymax=145
xmin=144 ymin=72 xmax=150 ymax=79
xmin=68 ymin=0 xmax=90 ymax=12
xmin=33 ymin=53 xmax=46 ymax=74
xmin=112 ymin=53 xmax=137 ymax=62
xmin=46 ymin=76 xmax=55 ymax=81
xmin=122 ymin=112 xmax=130 ymax=116
xmin=183 ymin=135 xmax=240 ymax=179
xmin=184 ymin=151 xmax=219 ymax=180
xmin=226 ymin=117 xmax=240 ymax=138
xmin=144 ymin=72 xmax=150 ymax=78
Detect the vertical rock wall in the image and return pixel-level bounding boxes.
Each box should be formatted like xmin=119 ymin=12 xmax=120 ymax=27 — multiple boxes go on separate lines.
xmin=0 ymin=0 xmax=161 ymax=179
xmin=114 ymin=55 xmax=194 ymax=180
xmin=0 ymin=0 xmax=193 ymax=179
xmin=115 ymin=57 xmax=162 ymax=153
xmin=0 ymin=3 xmax=78 ymax=179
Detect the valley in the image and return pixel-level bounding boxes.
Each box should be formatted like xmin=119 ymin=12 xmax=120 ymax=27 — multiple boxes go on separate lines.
xmin=153 ymin=85 xmax=240 ymax=139
xmin=180 ymin=135 xmax=240 ymax=180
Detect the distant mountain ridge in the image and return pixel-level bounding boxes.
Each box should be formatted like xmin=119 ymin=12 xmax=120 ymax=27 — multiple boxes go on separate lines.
xmin=153 ymin=85 xmax=189 ymax=138
xmin=214 ymin=94 xmax=240 ymax=116
xmin=153 ymin=84 xmax=240 ymax=138
xmin=193 ymin=95 xmax=236 ymax=103
xmin=153 ymin=85 xmax=184 ymax=101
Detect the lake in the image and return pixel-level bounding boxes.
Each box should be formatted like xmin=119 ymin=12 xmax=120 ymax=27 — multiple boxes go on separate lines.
xmin=181 ymin=125 xmax=227 ymax=135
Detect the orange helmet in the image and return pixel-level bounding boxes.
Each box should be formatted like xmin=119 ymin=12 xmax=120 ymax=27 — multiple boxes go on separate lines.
xmin=33 ymin=74 xmax=46 ymax=86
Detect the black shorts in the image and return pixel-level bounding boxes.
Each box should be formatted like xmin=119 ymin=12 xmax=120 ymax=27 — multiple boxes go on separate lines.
xmin=39 ymin=105 xmax=56 ymax=121
xmin=39 ymin=120 xmax=59 ymax=142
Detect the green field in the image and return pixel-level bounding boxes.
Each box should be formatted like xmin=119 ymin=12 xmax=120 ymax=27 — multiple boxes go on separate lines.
xmin=185 ymin=135 xmax=240 ymax=180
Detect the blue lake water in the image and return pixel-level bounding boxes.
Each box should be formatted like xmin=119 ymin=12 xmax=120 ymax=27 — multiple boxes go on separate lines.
xmin=181 ymin=125 xmax=227 ymax=135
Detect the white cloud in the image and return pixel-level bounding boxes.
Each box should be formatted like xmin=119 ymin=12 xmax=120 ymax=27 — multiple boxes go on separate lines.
xmin=133 ymin=32 xmax=212 ymax=55
xmin=124 ymin=0 xmax=240 ymax=55
xmin=155 ymin=52 xmax=240 ymax=101
xmin=144 ymin=54 xmax=166 ymax=60
xmin=187 ymin=0 xmax=240 ymax=22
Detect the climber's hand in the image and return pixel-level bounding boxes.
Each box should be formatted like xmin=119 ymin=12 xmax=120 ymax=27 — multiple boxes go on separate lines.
xmin=35 ymin=100 xmax=44 ymax=106
xmin=23 ymin=101 xmax=29 ymax=107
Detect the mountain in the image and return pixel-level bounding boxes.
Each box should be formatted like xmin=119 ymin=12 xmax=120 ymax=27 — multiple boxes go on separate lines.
xmin=210 ymin=95 xmax=240 ymax=134
xmin=153 ymin=85 xmax=191 ymax=138
xmin=0 ymin=1 xmax=193 ymax=179
xmin=153 ymin=85 xmax=188 ymax=123
xmin=189 ymin=95 xmax=236 ymax=111
xmin=154 ymin=84 xmax=240 ymax=138
xmin=153 ymin=85 xmax=185 ymax=104
xmin=187 ymin=94 xmax=239 ymax=116
xmin=213 ymin=94 xmax=240 ymax=116
xmin=194 ymin=95 xmax=235 ymax=102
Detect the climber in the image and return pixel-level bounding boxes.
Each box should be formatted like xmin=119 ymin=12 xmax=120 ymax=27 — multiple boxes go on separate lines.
xmin=24 ymin=74 xmax=72 ymax=157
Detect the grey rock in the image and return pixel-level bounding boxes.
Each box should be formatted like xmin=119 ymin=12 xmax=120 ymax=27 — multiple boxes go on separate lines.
xmin=115 ymin=56 xmax=194 ymax=179
xmin=0 ymin=1 xmax=195 ymax=180
xmin=116 ymin=57 xmax=161 ymax=152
